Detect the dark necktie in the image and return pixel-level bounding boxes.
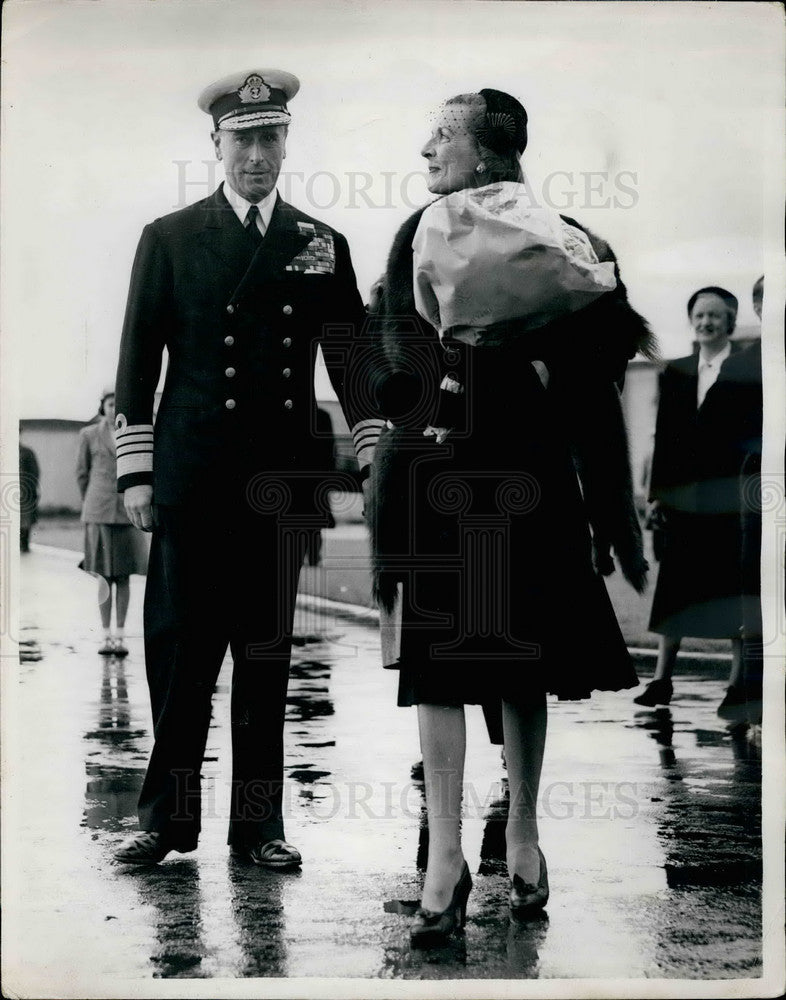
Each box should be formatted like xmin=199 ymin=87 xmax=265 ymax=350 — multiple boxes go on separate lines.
xmin=245 ymin=204 xmax=263 ymax=246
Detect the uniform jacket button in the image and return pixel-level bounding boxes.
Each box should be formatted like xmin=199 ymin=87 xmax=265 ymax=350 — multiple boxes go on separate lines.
xmin=282 ymin=304 xmax=293 ymax=315
xmin=282 ymin=368 xmax=291 ymax=378
xmin=225 ymin=367 xmax=236 ymax=378
xmin=224 ymin=335 xmax=235 ymax=346
xmin=284 ymin=399 xmax=293 ymax=410
xmin=226 ymin=304 xmax=235 ymax=315
xmin=225 ymin=399 xmax=236 ymax=410
xmin=282 ymin=337 xmax=292 ymax=348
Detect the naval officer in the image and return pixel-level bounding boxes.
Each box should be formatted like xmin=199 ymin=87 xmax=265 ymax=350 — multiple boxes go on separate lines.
xmin=113 ymin=69 xmax=381 ymax=865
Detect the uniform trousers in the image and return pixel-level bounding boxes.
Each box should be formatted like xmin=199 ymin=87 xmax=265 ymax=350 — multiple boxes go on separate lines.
xmin=137 ymin=484 xmax=309 ymax=849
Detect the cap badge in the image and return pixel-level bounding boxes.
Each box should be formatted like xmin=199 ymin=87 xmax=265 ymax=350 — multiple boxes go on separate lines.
xmin=238 ymin=75 xmax=271 ymax=104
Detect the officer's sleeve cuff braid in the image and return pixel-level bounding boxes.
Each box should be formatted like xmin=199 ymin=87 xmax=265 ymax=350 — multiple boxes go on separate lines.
xmin=351 ymin=418 xmax=385 ymax=469
xmin=115 ymin=422 xmax=154 ymax=481
xmin=117 ymin=471 xmax=154 ymax=493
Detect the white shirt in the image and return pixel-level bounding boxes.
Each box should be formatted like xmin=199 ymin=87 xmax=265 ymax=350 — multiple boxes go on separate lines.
xmin=697 ymin=341 xmax=732 ymax=407
xmin=222 ymin=181 xmax=277 ymax=236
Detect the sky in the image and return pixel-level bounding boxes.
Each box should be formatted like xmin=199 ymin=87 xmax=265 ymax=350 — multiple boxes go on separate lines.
xmin=2 ymin=0 xmax=784 ymax=419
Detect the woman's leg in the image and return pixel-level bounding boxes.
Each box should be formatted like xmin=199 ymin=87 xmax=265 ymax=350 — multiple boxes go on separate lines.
xmin=417 ymin=703 xmax=467 ymax=912
xmin=652 ymin=635 xmax=681 ymax=681
xmin=98 ymin=576 xmax=113 ymax=631
xmin=115 ymin=576 xmax=131 ymax=632
xmin=502 ymin=693 xmax=547 ymax=884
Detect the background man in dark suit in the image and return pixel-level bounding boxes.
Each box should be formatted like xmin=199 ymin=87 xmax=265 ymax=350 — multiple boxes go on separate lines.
xmin=113 ymin=68 xmax=379 ymax=866
xmin=19 ymin=441 xmax=40 ymax=553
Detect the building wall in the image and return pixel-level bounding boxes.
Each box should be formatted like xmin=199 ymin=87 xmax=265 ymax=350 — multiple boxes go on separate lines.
xmin=19 ymin=421 xmax=87 ymax=514
xmin=621 ymin=361 xmax=659 ymax=500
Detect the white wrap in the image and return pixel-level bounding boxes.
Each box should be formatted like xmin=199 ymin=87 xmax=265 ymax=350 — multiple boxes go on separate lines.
xmin=412 ymin=182 xmax=617 ymax=343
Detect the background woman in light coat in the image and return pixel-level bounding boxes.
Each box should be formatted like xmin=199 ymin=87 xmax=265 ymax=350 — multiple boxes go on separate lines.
xmin=77 ymin=390 xmax=148 ymax=655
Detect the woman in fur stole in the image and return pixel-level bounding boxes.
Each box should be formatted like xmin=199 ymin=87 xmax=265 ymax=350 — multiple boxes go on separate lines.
xmin=364 ymin=89 xmax=656 ymax=944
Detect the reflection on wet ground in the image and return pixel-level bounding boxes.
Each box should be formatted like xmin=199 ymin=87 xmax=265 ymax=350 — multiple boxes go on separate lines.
xmin=11 ymin=552 xmax=766 ymax=988
xmin=126 ymin=861 xmax=207 ymax=978
xmin=227 ymin=860 xmax=289 ymax=978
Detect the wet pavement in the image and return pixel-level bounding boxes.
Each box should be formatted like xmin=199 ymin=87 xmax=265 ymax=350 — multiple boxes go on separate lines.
xmin=5 ymin=546 xmax=765 ymax=994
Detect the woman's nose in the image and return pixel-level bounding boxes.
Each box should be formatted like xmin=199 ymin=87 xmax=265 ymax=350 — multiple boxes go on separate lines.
xmin=421 ymin=139 xmax=435 ymax=159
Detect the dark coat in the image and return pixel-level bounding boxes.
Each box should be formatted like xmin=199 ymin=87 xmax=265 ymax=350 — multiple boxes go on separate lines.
xmin=371 ymin=206 xmax=655 ymax=610
xmin=19 ymin=444 xmax=40 ymax=530
xmin=113 ymin=186 xmax=371 ymax=848
xmin=705 ymin=341 xmax=763 ymax=637
xmin=649 ymin=347 xmax=742 ymax=516
xmin=368 ymin=205 xmax=654 ymax=703
xmin=114 ymin=187 xmax=367 ymax=506
xmin=648 ymin=346 xmax=751 ymax=638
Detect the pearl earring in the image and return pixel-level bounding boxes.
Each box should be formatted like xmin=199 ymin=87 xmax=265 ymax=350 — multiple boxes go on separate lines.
xmin=476 ymin=163 xmax=486 ymax=174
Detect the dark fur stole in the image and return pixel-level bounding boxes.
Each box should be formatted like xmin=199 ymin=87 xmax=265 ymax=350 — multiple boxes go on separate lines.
xmin=369 ymin=204 xmax=656 ymax=610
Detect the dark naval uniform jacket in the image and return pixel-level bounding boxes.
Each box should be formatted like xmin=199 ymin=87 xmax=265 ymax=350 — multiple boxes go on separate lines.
xmin=114 ymin=185 xmax=372 ymax=504
xmin=113 ymin=184 xmax=375 ymax=848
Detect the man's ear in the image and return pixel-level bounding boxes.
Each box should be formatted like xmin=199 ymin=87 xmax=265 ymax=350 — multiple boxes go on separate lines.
xmin=211 ymin=131 xmax=223 ymax=161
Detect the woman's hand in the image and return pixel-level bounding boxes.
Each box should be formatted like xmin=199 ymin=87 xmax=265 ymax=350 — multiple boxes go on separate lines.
xmin=424 ymin=425 xmax=452 ymax=444
xmin=367 ymin=275 xmax=385 ymax=314
xmin=645 ymin=499 xmax=665 ymax=526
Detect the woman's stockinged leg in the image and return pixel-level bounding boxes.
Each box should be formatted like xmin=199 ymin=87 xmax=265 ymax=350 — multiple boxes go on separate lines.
xmin=653 ymin=635 xmax=681 ymax=681
xmin=502 ymin=693 xmax=547 ymax=885
xmin=417 ymin=703 xmax=467 ymax=912
xmin=98 ymin=576 xmax=113 ymax=630
xmin=115 ymin=576 xmax=131 ymax=630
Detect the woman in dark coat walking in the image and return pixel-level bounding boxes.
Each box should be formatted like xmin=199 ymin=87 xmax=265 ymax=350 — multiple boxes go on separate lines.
xmin=636 ymin=287 xmax=748 ymax=713
xmin=365 ymin=89 xmax=655 ymax=944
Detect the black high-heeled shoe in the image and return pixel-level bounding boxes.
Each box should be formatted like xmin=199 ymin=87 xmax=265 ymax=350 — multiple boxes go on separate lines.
xmin=633 ymin=678 xmax=673 ymax=706
xmin=509 ymin=847 xmax=549 ymax=917
xmin=410 ymin=861 xmax=472 ymax=947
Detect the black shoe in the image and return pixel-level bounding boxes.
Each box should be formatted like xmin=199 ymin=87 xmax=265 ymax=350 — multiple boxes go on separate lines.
xmin=114 ymin=831 xmax=193 ymax=864
xmin=633 ymin=678 xmax=673 ymax=706
xmin=113 ymin=640 xmax=129 ymax=658
xmin=410 ymin=861 xmax=472 ymax=947
xmin=509 ymin=847 xmax=549 ymax=918
xmin=717 ymin=684 xmax=748 ymax=722
xmin=235 ymin=838 xmax=302 ymax=870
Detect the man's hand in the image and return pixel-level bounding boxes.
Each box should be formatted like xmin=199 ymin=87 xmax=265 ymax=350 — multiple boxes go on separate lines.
xmin=124 ymin=484 xmax=155 ymax=531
